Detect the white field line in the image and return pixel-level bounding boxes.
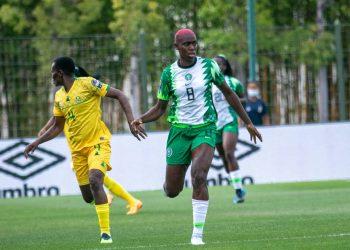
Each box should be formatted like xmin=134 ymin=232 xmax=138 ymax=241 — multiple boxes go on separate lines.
xmin=87 ymin=232 xmax=350 ymax=250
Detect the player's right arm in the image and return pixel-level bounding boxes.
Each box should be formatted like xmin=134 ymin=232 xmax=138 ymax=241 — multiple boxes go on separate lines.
xmin=24 ymin=116 xmax=65 ymax=158
xmin=132 ymin=67 xmax=170 ymax=127
xmin=38 ymin=116 xmax=55 ymax=137
xmin=134 ymin=99 xmax=168 ymax=125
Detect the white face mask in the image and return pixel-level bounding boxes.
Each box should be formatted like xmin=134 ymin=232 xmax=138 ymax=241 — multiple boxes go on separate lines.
xmin=247 ymin=89 xmax=260 ymax=98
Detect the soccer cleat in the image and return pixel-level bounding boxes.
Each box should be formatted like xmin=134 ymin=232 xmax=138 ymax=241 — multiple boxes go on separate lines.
xmin=191 ymin=237 xmax=205 ymax=245
xmin=126 ymin=199 xmax=143 ymax=215
xmin=107 ymin=192 xmax=114 ymax=206
xmin=100 ymin=233 xmax=113 ymax=244
xmin=233 ymin=189 xmax=246 ymax=204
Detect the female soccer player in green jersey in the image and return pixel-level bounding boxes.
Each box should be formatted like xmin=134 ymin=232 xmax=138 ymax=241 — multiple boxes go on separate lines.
xmin=131 ymin=28 xmax=262 ymax=245
xmin=212 ymin=55 xmax=246 ymax=204
xmin=24 ymin=57 xmax=146 ymax=244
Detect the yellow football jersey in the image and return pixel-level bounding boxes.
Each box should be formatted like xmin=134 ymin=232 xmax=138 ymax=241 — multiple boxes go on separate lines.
xmin=53 ymin=77 xmax=111 ymax=151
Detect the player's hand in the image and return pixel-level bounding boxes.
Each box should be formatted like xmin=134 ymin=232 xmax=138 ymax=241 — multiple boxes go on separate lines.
xmin=129 ymin=119 xmax=147 ymax=141
xmin=23 ymin=141 xmax=40 ymax=159
xmin=246 ymin=123 xmax=262 ymax=144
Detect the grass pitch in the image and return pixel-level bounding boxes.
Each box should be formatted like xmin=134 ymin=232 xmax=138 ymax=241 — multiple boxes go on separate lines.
xmin=0 ymin=180 xmax=349 ymax=249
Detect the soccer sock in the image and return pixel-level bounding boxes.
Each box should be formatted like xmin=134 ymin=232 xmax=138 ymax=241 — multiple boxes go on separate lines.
xmin=104 ymin=175 xmax=135 ymax=205
xmin=192 ymin=199 xmax=209 ymax=239
xmin=95 ymin=203 xmax=110 ymax=235
xmin=229 ymin=170 xmax=242 ymax=190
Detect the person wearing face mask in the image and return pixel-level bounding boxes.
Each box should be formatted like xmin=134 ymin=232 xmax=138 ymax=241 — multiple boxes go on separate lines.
xmin=244 ymin=81 xmax=270 ymax=126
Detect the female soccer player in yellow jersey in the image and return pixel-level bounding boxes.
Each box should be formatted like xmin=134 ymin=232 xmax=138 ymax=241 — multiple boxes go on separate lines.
xmin=24 ymin=56 xmax=146 ymax=244
xmin=38 ymin=65 xmax=142 ymax=215
xmin=38 ymin=112 xmax=142 ymax=215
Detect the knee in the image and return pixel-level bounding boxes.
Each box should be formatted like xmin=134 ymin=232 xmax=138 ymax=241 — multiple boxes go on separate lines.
xmin=163 ymin=183 xmax=182 ymax=198
xmin=89 ymin=172 xmax=103 ymax=192
xmin=191 ymin=171 xmax=207 ymax=190
xmin=82 ymin=195 xmax=94 ymax=204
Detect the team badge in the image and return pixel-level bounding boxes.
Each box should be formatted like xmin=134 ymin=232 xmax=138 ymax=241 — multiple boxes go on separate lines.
xmin=166 ymin=148 xmax=173 ymax=157
xmin=75 ymin=96 xmax=82 ymax=104
xmin=92 ymin=79 xmax=103 ymax=89
xmin=185 ymin=73 xmax=192 ymax=81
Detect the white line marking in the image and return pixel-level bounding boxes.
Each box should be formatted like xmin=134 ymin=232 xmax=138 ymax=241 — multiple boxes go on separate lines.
xmin=87 ymin=232 xmax=350 ymax=249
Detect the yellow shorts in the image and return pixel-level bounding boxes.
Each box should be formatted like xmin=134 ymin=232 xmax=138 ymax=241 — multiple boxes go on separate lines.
xmin=71 ymin=142 xmax=112 ymax=186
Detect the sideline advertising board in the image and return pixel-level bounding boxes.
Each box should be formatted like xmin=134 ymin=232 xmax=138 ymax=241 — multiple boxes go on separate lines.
xmin=0 ymin=122 xmax=349 ymax=198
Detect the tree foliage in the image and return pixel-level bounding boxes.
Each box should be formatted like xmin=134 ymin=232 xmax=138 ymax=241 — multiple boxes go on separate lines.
xmin=0 ymin=0 xmax=349 ymax=137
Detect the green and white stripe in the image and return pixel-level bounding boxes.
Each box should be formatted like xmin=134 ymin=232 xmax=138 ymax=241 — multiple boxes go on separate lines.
xmin=157 ymin=57 xmax=224 ymax=126
xmin=212 ymin=75 xmax=244 ymax=129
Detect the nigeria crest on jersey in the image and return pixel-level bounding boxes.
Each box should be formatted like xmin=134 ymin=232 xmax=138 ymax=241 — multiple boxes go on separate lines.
xmin=185 ymin=73 xmax=192 ymax=81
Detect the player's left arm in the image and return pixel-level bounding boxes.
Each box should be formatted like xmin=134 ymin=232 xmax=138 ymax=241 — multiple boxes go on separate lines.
xmin=211 ymin=59 xmax=262 ymax=143
xmin=105 ymin=87 xmax=147 ymax=140
xmin=218 ymin=82 xmax=262 ymax=143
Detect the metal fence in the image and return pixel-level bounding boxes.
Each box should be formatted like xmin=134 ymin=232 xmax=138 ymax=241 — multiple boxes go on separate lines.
xmin=0 ymin=24 xmax=349 ymax=139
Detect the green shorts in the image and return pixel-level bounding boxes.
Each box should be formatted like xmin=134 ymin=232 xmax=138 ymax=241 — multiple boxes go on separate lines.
xmin=216 ymin=121 xmax=239 ymax=144
xmin=166 ymin=123 xmax=217 ymax=165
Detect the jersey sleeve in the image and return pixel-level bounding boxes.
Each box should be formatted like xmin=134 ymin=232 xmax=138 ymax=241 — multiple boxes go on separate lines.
xmin=53 ymin=97 xmax=64 ymax=117
xmin=86 ymin=77 xmax=110 ymax=97
xmin=157 ymin=67 xmax=172 ymax=101
xmin=227 ymin=77 xmax=236 ymax=92
xmin=235 ymin=80 xmax=245 ymax=97
xmin=211 ymin=59 xmax=225 ymax=86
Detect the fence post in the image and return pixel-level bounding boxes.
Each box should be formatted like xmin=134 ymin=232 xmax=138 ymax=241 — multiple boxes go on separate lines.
xmin=138 ymin=30 xmax=149 ymax=128
xmin=334 ymin=19 xmax=346 ymax=121
xmin=247 ymin=0 xmax=257 ymax=81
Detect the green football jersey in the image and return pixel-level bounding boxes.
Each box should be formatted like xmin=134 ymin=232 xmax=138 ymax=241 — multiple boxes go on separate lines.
xmin=157 ymin=57 xmax=225 ymax=126
xmin=212 ymin=75 xmax=244 ymax=129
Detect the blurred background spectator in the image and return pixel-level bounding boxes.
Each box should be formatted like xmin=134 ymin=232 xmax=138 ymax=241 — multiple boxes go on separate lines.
xmin=244 ymin=81 xmax=270 ymax=126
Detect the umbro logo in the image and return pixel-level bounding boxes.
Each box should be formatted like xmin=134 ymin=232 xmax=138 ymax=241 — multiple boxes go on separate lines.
xmin=0 ymin=141 xmax=65 ymax=180
xmin=211 ymin=139 xmax=260 ymax=170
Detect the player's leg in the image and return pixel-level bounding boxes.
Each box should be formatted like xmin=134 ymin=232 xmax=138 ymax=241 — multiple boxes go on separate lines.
xmin=163 ymin=164 xmax=189 ymax=198
xmin=71 ymin=152 xmax=95 ymax=204
xmin=79 ymin=184 xmax=94 ymax=203
xmin=89 ymin=169 xmax=112 ymax=243
xmin=163 ymin=126 xmax=191 ymax=197
xmin=88 ymin=143 xmax=113 ymax=244
xmin=70 ymin=159 xmax=131 ymax=210
xmin=222 ymin=125 xmax=246 ymax=203
xmin=191 ymin=144 xmax=214 ymax=199
xmin=215 ymin=128 xmax=229 ymax=173
xmin=189 ymin=124 xmax=216 ymax=245
xmin=190 ymin=144 xmax=214 ymax=245
xmin=104 ymin=175 xmax=142 ymax=215
xmin=72 ymin=148 xmax=111 ymax=244
xmin=216 ymin=143 xmax=229 ymax=173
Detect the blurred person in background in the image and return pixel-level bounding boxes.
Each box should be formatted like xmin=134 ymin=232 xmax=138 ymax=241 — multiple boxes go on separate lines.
xmin=212 ymin=55 xmax=246 ymax=204
xmin=244 ymin=81 xmax=270 ymax=126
